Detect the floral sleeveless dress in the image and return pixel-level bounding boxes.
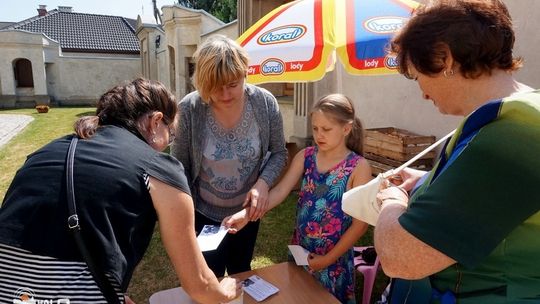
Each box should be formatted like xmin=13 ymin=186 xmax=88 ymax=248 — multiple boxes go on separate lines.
xmin=291 ymin=146 xmax=362 ymax=304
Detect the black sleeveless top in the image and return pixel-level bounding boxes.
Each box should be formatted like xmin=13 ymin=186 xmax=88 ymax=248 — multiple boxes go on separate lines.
xmin=0 ymin=125 xmax=190 ymax=291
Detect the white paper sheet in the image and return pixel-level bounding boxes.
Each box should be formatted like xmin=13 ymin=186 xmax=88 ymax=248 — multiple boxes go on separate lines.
xmin=287 ymin=245 xmax=310 ymax=266
xmin=242 ymin=275 xmax=279 ymax=302
xmin=149 ymin=286 xmax=243 ymax=304
xmin=196 ymin=225 xmax=229 ymax=252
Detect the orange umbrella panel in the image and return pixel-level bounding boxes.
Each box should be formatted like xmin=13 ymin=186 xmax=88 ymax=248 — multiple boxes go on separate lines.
xmin=238 ymin=0 xmax=420 ymax=84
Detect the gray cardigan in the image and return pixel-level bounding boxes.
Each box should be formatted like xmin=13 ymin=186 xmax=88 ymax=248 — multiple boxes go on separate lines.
xmin=171 ymin=84 xmax=287 ymax=204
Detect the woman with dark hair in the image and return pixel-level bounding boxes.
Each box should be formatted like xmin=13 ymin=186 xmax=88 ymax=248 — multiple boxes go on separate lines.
xmin=0 ymin=78 xmax=240 ymax=303
xmin=373 ymin=1 xmax=540 ymax=303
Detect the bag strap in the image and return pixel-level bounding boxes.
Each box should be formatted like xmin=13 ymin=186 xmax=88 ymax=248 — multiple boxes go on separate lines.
xmin=66 ymin=137 xmax=122 ymax=304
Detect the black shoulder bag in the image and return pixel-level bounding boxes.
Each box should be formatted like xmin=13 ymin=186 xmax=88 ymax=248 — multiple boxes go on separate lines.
xmin=66 ymin=137 xmax=122 ymax=304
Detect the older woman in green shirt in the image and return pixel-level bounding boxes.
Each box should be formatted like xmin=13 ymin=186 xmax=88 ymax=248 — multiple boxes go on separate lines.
xmin=374 ymin=1 xmax=540 ymax=303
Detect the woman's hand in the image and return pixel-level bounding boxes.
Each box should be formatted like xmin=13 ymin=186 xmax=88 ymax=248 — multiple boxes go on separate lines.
xmin=376 ymin=186 xmax=409 ymax=211
xmin=219 ymin=277 xmax=242 ymax=302
xmin=222 ymin=208 xmax=250 ymax=233
xmin=244 ymin=179 xmax=270 ymax=221
xmin=307 ymin=253 xmax=331 ymax=272
xmin=390 ymin=167 xmax=427 ymax=192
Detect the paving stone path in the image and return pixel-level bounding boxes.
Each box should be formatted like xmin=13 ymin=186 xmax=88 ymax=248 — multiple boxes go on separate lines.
xmin=0 ymin=114 xmax=34 ymax=149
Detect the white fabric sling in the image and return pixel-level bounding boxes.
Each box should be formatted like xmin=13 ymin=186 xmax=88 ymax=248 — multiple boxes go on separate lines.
xmin=342 ymin=130 xmax=456 ymax=226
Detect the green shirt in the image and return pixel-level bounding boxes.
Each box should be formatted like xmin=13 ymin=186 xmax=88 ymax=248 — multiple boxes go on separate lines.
xmin=398 ymin=91 xmax=540 ymax=303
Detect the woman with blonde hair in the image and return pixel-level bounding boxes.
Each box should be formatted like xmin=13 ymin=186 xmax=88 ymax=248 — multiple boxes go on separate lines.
xmin=171 ymin=35 xmax=287 ymax=277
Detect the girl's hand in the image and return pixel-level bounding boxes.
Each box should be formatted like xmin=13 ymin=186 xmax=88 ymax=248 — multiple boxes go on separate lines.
xmin=222 ymin=208 xmax=250 ymax=234
xmin=243 ymin=179 xmax=270 ymax=221
xmin=307 ymin=253 xmax=330 ymax=272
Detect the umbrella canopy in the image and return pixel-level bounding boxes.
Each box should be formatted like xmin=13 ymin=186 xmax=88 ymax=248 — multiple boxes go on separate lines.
xmin=238 ymin=0 xmax=420 ymax=84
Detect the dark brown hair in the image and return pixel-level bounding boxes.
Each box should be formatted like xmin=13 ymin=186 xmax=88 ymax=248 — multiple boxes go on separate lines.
xmin=391 ymin=0 xmax=522 ymax=79
xmin=311 ymin=94 xmax=365 ymax=155
xmin=75 ymin=78 xmax=177 ymax=138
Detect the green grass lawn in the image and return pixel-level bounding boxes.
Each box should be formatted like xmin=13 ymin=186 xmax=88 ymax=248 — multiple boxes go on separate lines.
xmin=0 ymin=107 xmax=389 ymax=303
xmin=0 ymin=107 xmax=95 ymax=199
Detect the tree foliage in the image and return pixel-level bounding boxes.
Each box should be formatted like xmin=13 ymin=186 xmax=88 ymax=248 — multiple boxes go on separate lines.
xmin=177 ymin=0 xmax=237 ymax=23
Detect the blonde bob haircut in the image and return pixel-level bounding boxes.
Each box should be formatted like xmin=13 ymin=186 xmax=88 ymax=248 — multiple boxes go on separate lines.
xmin=193 ymin=35 xmax=249 ymax=103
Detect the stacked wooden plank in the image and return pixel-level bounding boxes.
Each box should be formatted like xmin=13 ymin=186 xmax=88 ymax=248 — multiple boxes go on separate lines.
xmin=363 ymin=127 xmax=436 ymax=175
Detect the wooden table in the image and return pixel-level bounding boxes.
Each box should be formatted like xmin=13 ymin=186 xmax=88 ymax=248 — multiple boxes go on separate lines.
xmin=149 ymin=262 xmax=341 ymax=304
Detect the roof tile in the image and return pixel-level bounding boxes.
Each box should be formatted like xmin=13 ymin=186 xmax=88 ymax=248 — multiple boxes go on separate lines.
xmin=6 ymin=10 xmax=140 ymax=54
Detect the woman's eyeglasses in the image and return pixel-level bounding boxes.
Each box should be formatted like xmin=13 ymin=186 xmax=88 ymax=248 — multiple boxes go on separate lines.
xmin=148 ymin=112 xmax=176 ymax=146
xmin=163 ymin=119 xmax=176 ymax=145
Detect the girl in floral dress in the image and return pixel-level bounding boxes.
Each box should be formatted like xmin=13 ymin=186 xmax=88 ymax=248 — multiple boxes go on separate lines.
xmin=225 ymin=94 xmax=372 ymax=303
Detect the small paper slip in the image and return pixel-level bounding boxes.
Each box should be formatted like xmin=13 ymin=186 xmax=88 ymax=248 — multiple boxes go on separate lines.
xmin=196 ymin=225 xmax=228 ymax=252
xmin=287 ymin=245 xmax=310 ymax=266
xmin=242 ymin=275 xmax=279 ymax=302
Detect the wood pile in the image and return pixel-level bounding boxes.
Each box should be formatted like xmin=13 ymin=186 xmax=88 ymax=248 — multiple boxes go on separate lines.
xmin=363 ymin=127 xmax=436 ymax=175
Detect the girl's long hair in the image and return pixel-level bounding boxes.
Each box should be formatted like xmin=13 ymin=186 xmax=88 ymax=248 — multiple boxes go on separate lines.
xmin=311 ymin=94 xmax=365 ymax=155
